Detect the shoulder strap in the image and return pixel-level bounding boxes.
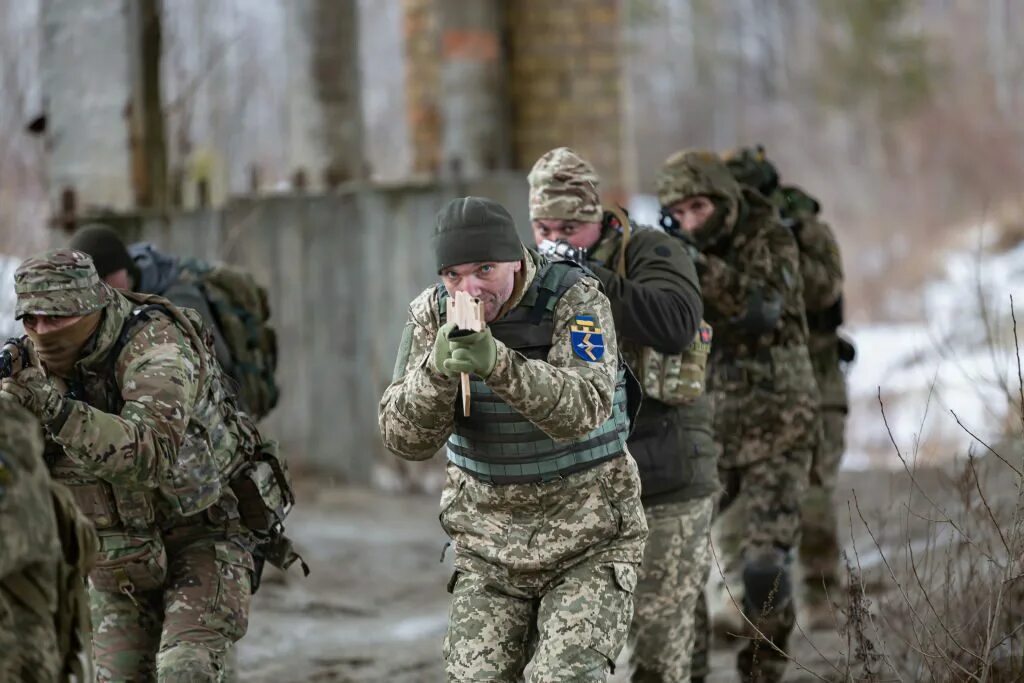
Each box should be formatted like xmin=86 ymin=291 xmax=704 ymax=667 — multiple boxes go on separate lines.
xmin=110 ymin=292 xmax=209 ymax=397
xmin=525 ymin=260 xmax=586 ymax=324
xmin=604 ymin=205 xmax=632 ymax=277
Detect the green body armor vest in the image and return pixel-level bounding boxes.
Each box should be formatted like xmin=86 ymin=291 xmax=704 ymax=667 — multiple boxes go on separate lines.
xmin=438 ymin=260 xmax=631 ymax=485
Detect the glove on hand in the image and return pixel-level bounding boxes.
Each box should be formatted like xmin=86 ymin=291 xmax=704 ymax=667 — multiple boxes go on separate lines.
xmin=432 ymin=321 xmax=460 ymax=378
xmin=538 ymin=239 xmax=587 ymax=265
xmin=444 ymin=328 xmax=498 ymax=379
xmin=0 ymin=366 xmax=66 ymax=426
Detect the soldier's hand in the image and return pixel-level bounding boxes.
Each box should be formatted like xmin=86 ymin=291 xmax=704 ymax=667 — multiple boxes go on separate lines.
xmin=432 ymin=321 xmax=460 ymax=378
xmin=538 ymin=239 xmax=587 ymax=265
xmin=445 ymin=329 xmax=498 ymax=379
xmin=0 ymin=367 xmax=66 ymax=427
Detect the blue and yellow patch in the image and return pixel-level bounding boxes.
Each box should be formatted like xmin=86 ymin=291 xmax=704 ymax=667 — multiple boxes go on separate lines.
xmin=570 ymin=315 xmax=605 ymax=361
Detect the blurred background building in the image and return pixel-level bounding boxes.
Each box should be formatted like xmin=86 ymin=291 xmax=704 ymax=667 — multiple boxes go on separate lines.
xmin=1 ymin=0 xmax=1022 ymax=481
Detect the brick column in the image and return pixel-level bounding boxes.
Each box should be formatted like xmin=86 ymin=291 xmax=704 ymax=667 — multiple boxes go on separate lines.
xmin=403 ymin=0 xmax=509 ymax=178
xmin=506 ymin=0 xmax=625 ymax=196
xmin=285 ymin=0 xmax=366 ymax=189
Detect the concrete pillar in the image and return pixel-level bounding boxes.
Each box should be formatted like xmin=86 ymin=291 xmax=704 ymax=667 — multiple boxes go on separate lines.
xmin=41 ymin=0 xmax=135 ymax=214
xmin=286 ymin=0 xmax=367 ymax=190
xmin=506 ymin=0 xmax=626 ymax=196
xmin=403 ymin=0 xmax=510 ymax=178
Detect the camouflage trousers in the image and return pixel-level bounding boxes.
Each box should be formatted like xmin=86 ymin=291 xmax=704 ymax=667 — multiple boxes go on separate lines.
xmin=628 ymin=496 xmax=715 ymax=683
xmin=440 ymin=457 xmax=647 ymax=681
xmin=798 ymin=406 xmax=847 ymax=600
xmin=445 ymin=559 xmax=637 ymax=682
xmin=90 ymin=533 xmax=253 ymax=682
xmin=0 ymin=587 xmax=62 ymax=683
xmin=693 ymin=447 xmax=813 ymax=682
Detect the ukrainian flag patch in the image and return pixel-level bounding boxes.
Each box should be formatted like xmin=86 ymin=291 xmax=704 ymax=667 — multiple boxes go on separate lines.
xmin=570 ymin=315 xmax=605 ymax=361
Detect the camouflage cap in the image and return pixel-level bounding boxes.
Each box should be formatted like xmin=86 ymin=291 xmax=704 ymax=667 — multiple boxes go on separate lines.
xmin=722 ymin=145 xmax=780 ymax=196
xmin=656 ymin=149 xmax=743 ymax=209
xmin=13 ymin=249 xmax=113 ymax=319
xmin=527 ymin=147 xmax=603 ymax=223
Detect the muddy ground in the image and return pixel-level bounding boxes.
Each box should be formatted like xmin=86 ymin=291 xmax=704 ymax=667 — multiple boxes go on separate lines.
xmin=237 ymin=455 xmax=1021 ymax=682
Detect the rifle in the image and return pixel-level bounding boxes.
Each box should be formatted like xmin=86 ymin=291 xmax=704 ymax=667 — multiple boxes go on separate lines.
xmin=0 ymin=337 xmax=29 ymax=379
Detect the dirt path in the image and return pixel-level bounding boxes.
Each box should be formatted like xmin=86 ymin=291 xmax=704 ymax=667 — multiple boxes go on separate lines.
xmin=237 ymin=458 xmax=1016 ymax=682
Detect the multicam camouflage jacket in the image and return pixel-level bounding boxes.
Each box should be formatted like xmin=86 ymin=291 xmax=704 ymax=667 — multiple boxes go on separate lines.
xmin=45 ymin=290 xmax=251 ymax=530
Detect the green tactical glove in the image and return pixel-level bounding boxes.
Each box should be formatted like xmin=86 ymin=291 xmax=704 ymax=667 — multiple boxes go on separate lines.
xmin=444 ymin=328 xmax=498 ymax=379
xmin=0 ymin=367 xmax=67 ymax=428
xmin=432 ymin=321 xmax=460 ymax=378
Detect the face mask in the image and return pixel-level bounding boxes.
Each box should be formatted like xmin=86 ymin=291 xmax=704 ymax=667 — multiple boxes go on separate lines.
xmin=26 ymin=311 xmax=102 ymax=378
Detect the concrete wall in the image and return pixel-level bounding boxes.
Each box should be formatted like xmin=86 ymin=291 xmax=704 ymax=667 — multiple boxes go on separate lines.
xmin=41 ymin=0 xmax=134 ymax=212
xmin=98 ymin=175 xmax=530 ymax=483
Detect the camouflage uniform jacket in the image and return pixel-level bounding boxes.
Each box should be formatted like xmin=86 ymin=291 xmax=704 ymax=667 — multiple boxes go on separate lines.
xmin=46 ymin=290 xmax=250 ymax=531
xmin=697 ymin=189 xmax=819 ymax=466
xmin=774 ymin=189 xmax=847 ymax=410
xmin=379 ymin=249 xmax=647 ymax=587
xmin=588 ymin=222 xmax=718 ymax=505
xmin=0 ymin=401 xmax=64 ymax=682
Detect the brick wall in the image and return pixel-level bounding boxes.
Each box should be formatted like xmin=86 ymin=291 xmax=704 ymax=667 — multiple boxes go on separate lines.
xmin=402 ymin=0 xmax=442 ymax=175
xmin=506 ymin=0 xmax=624 ymax=196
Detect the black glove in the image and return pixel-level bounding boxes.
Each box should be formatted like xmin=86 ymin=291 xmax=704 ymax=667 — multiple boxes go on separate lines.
xmin=538 ymin=239 xmax=587 ymax=265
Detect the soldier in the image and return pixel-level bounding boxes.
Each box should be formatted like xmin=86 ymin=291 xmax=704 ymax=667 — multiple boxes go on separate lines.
xmin=69 ymin=224 xmax=279 ymax=420
xmin=0 ymin=249 xmax=298 ymax=681
xmin=379 ymin=196 xmax=647 ymax=682
xmin=724 ymin=147 xmax=851 ymax=627
xmin=0 ymin=398 xmax=96 ymax=682
xmin=656 ymin=152 xmax=819 ymax=682
xmin=527 ymin=147 xmax=715 ymax=682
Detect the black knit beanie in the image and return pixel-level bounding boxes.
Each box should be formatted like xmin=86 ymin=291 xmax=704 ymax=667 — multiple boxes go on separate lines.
xmin=433 ymin=197 xmax=523 ymax=272
xmin=68 ymin=224 xmax=139 ymax=283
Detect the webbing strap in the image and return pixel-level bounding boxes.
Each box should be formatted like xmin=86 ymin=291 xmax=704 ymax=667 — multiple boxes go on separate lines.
xmin=447 ymin=440 xmax=623 ymax=483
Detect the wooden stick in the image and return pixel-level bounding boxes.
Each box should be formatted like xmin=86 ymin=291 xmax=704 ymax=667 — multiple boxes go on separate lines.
xmin=447 ymin=291 xmax=485 ymax=416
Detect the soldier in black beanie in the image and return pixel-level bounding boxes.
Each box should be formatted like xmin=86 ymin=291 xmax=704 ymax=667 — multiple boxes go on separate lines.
xmin=380 ymin=196 xmax=648 ymax=681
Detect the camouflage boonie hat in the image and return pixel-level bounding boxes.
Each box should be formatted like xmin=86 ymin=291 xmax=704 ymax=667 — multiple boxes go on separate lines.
xmin=723 ymin=145 xmax=780 ymax=196
xmin=13 ymin=249 xmax=112 ymax=319
xmin=656 ymin=149 xmax=742 ymax=209
xmin=528 ymin=147 xmax=603 ymax=223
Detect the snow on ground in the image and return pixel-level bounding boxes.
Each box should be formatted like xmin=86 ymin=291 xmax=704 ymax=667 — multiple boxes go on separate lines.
xmin=846 ymin=231 xmax=1023 ymax=468
xmin=0 ymin=255 xmax=21 ymax=341
xmin=626 ymin=198 xmax=1023 ymax=470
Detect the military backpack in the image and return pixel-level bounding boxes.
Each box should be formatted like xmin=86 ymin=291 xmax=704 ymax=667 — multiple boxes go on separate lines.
xmin=178 ymin=259 xmax=280 ymax=420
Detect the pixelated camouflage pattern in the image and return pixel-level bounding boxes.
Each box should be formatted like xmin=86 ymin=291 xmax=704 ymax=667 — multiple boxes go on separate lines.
xmin=777 ymin=188 xmax=848 ymax=600
xmin=528 ymin=147 xmax=604 ymax=223
xmin=381 ymin=249 xmax=646 ymax=678
xmin=782 ymin=197 xmax=843 ymax=317
xmin=629 ymin=496 xmax=714 ymax=683
xmin=656 ymin=150 xmax=742 ymax=242
xmin=799 ymin=404 xmax=845 ymax=599
xmin=380 ymin=250 xmax=623 ymax=458
xmin=91 ymin=537 xmax=252 ymax=682
xmin=0 ymin=400 xmax=64 ymax=683
xmin=14 ymin=248 xmax=113 ymax=319
xmin=722 ymin=146 xmax=780 ymax=196
xmin=674 ymin=159 xmax=817 ymax=683
xmin=444 ymin=558 xmax=636 ymax=681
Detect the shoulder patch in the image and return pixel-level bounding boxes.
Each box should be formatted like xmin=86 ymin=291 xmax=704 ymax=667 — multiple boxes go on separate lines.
xmin=654 ymin=245 xmax=671 ymax=257
xmin=570 ymin=315 xmax=605 ymax=361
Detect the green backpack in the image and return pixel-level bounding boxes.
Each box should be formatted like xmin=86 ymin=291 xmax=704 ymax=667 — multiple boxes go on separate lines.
xmin=179 ymin=260 xmax=280 ymax=419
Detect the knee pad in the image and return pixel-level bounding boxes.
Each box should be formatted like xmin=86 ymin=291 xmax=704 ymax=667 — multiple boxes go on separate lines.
xmin=742 ymin=551 xmax=792 ymax=615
